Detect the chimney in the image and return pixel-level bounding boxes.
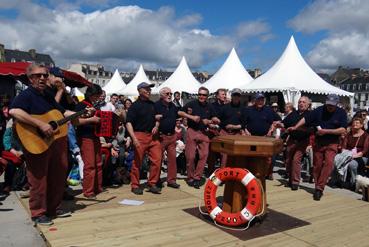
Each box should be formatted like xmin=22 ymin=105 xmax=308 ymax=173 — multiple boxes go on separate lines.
xmin=29 ymin=49 xmax=36 ymax=59
xmin=0 ymin=43 xmax=5 ymax=62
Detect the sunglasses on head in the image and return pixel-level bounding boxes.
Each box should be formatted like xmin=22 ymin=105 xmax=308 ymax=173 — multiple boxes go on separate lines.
xmin=31 ymin=73 xmax=49 ymax=79
xmin=198 ymin=93 xmax=208 ymax=97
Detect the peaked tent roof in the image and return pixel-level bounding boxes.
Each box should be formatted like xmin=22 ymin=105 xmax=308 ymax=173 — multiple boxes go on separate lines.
xmin=103 ymin=69 xmax=126 ymax=95
xmin=117 ymin=64 xmax=150 ymax=96
xmin=202 ymin=48 xmax=253 ymax=93
xmin=242 ymin=36 xmax=353 ymax=97
xmin=153 ymin=57 xmax=201 ymax=94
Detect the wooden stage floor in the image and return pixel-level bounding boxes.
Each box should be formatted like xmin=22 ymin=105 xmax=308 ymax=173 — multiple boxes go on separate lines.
xmin=19 ymin=179 xmax=369 ymax=247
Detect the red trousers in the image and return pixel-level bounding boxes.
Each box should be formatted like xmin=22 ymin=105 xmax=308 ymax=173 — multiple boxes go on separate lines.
xmin=160 ymin=134 xmax=177 ymax=184
xmin=285 ymin=138 xmax=309 ymax=185
xmin=185 ymin=128 xmax=210 ymax=181
xmin=313 ymin=143 xmax=338 ymax=191
xmin=24 ymin=137 xmax=68 ymax=218
xmin=79 ymin=137 xmax=103 ymax=197
xmin=101 ymin=147 xmax=111 ymax=168
xmin=131 ymin=132 xmax=162 ymax=189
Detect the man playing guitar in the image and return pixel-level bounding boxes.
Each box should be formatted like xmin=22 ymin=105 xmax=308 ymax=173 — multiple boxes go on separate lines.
xmin=10 ymin=63 xmax=89 ymax=226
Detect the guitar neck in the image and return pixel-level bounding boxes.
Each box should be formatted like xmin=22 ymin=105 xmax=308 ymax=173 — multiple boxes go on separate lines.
xmin=56 ymin=109 xmax=87 ymax=126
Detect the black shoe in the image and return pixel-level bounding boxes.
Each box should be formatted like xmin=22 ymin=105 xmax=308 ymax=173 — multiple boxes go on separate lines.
xmin=156 ymin=180 xmax=164 ymax=189
xmin=0 ymin=193 xmax=7 ymax=201
xmin=313 ymin=190 xmax=323 ymax=201
xmin=147 ymin=185 xmax=161 ymax=194
xmin=266 ymin=174 xmax=274 ymax=180
xmin=291 ymin=184 xmax=299 ymax=191
xmin=193 ymin=180 xmax=200 ymax=189
xmin=55 ymin=209 xmax=72 ymax=218
xmin=186 ymin=180 xmax=194 ymax=187
xmin=32 ymin=215 xmax=54 ymax=226
xmin=167 ymin=182 xmax=180 ymax=189
xmin=131 ymin=187 xmax=143 ymax=195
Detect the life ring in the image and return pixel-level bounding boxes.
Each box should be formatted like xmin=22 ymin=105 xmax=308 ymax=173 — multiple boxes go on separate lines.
xmin=203 ymin=167 xmax=262 ymax=227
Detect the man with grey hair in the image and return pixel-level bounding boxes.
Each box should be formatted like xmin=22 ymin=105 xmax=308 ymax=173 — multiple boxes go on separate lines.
xmin=275 ymin=96 xmax=312 ymax=190
xmin=289 ymin=94 xmax=347 ymax=200
xmin=10 ymin=63 xmax=81 ymax=225
xmin=154 ymin=87 xmax=180 ymax=188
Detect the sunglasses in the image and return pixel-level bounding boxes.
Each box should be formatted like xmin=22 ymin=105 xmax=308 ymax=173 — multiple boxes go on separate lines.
xmin=31 ymin=73 xmax=49 ymax=79
xmin=198 ymin=93 xmax=208 ymax=97
xmin=165 ymin=92 xmax=173 ymax=96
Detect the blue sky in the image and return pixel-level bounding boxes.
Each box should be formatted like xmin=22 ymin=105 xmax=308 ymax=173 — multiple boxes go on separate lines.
xmin=0 ymin=0 xmax=368 ymax=74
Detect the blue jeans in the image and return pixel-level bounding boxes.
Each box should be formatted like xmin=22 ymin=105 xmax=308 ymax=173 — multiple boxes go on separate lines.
xmin=348 ymin=157 xmax=368 ymax=186
xmin=68 ymin=124 xmax=80 ymax=154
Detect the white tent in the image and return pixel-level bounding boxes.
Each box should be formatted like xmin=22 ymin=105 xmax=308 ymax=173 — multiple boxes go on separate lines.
xmin=242 ymin=36 xmax=354 ymax=106
xmin=153 ymin=56 xmax=201 ymax=94
xmin=202 ymin=48 xmax=253 ymax=93
xmin=103 ymin=69 xmax=126 ymax=95
xmin=117 ymin=64 xmax=150 ymax=96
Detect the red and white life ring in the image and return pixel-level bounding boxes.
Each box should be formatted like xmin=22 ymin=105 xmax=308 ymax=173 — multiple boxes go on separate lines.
xmin=203 ymin=167 xmax=262 ymax=227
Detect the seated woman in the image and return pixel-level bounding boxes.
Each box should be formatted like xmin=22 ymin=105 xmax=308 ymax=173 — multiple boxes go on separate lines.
xmin=341 ymin=117 xmax=369 ymax=189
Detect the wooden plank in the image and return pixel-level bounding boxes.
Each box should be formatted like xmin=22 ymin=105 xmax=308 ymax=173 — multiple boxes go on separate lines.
xmin=17 ymin=178 xmax=369 ymax=247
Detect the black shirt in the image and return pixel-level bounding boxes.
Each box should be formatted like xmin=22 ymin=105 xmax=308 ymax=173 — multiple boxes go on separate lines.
xmin=305 ymin=105 xmax=347 ymax=145
xmin=126 ymin=99 xmax=156 ymax=132
xmin=45 ymin=86 xmax=76 ymax=111
xmin=75 ymin=100 xmax=96 ymax=139
xmin=219 ymin=102 xmax=243 ymax=130
xmin=154 ymin=100 xmax=178 ymax=135
xmin=241 ymin=105 xmax=281 ymax=136
xmin=212 ymin=101 xmax=225 ymax=118
xmin=182 ymin=100 xmax=217 ymax=131
xmin=282 ymin=110 xmax=312 ymax=141
xmin=11 ymin=86 xmax=65 ymax=115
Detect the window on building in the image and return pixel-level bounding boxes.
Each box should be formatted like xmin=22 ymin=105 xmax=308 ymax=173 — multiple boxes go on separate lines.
xmin=366 ymin=83 xmax=369 ymax=91
xmin=11 ymin=58 xmax=16 ymax=62
xmin=353 ymin=84 xmax=356 ymax=91
xmin=359 ymin=84 xmax=362 ymax=91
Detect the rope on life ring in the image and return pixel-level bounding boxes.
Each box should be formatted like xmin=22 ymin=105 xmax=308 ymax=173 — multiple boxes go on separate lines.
xmin=202 ymin=167 xmax=262 ymax=228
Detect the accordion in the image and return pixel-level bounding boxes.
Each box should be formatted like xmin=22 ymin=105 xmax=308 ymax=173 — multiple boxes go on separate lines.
xmin=95 ymin=110 xmax=120 ymax=137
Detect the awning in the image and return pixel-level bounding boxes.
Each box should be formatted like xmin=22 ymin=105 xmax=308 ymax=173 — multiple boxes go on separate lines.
xmin=0 ymin=62 xmax=92 ymax=88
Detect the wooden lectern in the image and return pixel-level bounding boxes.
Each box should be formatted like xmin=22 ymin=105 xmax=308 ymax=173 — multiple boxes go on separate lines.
xmin=211 ymin=135 xmax=283 ymax=216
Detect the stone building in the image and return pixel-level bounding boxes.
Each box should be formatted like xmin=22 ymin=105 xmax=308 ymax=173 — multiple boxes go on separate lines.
xmin=0 ymin=43 xmax=54 ymax=66
xmin=68 ymin=63 xmax=114 ymax=88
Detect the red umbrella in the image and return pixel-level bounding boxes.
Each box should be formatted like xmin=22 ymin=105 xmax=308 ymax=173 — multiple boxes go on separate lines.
xmin=0 ymin=62 xmax=92 ymax=88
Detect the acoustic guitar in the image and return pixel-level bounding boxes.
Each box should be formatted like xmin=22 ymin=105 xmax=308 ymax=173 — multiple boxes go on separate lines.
xmin=15 ymin=109 xmax=87 ymax=154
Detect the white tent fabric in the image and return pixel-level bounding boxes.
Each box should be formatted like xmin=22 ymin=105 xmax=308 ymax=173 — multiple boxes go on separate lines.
xmin=103 ymin=69 xmax=126 ymax=95
xmin=153 ymin=57 xmax=200 ymax=94
xmin=117 ymin=64 xmax=150 ymax=96
xmin=242 ymin=36 xmax=353 ymax=105
xmin=202 ymin=48 xmax=253 ymax=93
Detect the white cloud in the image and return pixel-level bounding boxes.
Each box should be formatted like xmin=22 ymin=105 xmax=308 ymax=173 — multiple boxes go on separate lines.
xmin=289 ymin=0 xmax=369 ymax=71
xmin=0 ymin=2 xmax=235 ymax=71
xmin=236 ymin=20 xmax=271 ymax=40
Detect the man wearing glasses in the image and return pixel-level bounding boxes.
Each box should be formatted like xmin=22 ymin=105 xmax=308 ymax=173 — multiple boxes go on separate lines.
xmin=155 ymin=87 xmax=180 ymax=189
xmin=9 ymin=63 xmax=78 ymax=225
xmin=126 ymin=82 xmax=162 ymax=195
xmin=178 ymin=87 xmax=220 ymax=189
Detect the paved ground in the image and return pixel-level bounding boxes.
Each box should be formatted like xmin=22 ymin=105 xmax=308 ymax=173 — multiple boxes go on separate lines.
xmin=0 ymin=162 xmax=364 ymax=247
xmin=0 ymin=190 xmax=46 ymax=247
